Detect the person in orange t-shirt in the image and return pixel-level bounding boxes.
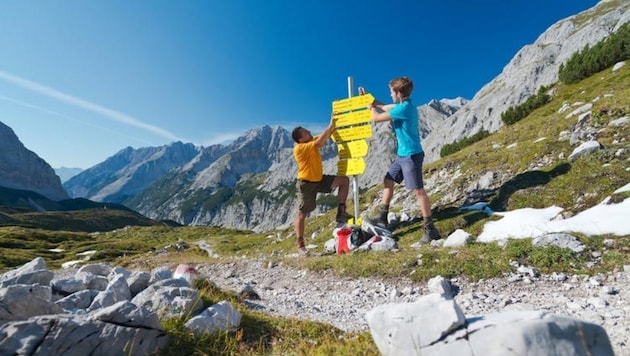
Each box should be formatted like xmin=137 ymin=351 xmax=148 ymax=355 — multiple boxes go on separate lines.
xmin=292 ymin=114 xmax=352 ymax=256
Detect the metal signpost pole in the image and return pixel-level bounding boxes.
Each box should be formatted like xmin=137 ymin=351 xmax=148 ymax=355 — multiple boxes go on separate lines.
xmin=347 ymin=76 xmax=359 ymax=224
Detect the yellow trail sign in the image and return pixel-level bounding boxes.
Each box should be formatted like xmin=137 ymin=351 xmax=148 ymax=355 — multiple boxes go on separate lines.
xmin=331 ymin=90 xmax=374 ymax=176
xmin=338 ymin=157 xmax=366 ymax=176
xmin=338 ymin=140 xmax=368 ymax=159
xmin=331 ymin=124 xmax=372 ymax=142
xmin=334 ymin=110 xmax=371 ymax=128
xmin=332 ymin=94 xmax=374 ymax=113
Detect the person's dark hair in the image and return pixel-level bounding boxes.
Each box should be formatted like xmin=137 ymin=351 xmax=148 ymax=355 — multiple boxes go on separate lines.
xmin=389 ymin=76 xmax=413 ymax=98
xmin=292 ymin=127 xmax=304 ymax=143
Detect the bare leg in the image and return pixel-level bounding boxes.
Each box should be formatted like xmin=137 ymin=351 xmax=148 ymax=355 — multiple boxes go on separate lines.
xmin=294 ymin=211 xmax=306 ymax=245
xmin=413 ymin=188 xmax=433 ymax=217
xmin=331 ymin=175 xmax=350 ymax=203
xmin=382 ymin=178 xmax=395 ymax=205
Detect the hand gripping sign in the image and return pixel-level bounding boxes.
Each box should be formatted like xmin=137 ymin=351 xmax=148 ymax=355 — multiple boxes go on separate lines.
xmin=331 ymin=93 xmax=374 ymax=176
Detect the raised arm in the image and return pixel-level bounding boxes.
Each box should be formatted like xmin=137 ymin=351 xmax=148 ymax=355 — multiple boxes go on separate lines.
xmin=369 ymin=105 xmax=392 ymax=123
xmin=358 ymin=86 xmax=394 ymax=123
xmin=314 ymin=114 xmax=337 ymax=148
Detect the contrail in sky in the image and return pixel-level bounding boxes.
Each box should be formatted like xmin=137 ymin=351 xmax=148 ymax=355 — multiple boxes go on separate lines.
xmin=0 ymin=70 xmax=185 ymax=142
xmin=0 ymin=94 xmax=153 ymax=145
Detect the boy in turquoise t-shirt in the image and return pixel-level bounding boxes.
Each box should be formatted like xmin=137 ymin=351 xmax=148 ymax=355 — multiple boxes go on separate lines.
xmin=361 ymin=76 xmax=440 ymax=244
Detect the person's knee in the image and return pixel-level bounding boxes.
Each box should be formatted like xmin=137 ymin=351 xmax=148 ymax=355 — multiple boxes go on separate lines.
xmin=299 ymin=203 xmax=315 ymax=216
xmin=333 ymin=175 xmax=349 ymax=188
xmin=414 ymin=188 xmax=427 ymax=197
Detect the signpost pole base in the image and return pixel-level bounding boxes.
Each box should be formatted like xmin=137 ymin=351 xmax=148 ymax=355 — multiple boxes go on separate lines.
xmin=352 ymin=176 xmax=359 ymax=225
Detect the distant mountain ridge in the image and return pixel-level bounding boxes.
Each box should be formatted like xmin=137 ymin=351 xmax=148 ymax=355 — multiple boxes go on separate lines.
xmin=64 ymin=142 xmax=203 ymax=202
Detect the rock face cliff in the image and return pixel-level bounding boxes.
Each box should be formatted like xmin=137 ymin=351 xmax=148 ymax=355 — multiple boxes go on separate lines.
xmin=0 ymin=121 xmax=68 ymax=201
xmin=422 ymin=0 xmax=630 ymax=163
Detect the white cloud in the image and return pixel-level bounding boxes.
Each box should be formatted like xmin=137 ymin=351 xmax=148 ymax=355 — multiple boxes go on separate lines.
xmin=0 ymin=70 xmax=185 ymax=142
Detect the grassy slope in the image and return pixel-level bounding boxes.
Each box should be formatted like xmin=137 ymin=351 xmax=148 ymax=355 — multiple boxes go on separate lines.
xmin=0 ymin=65 xmax=628 ymax=355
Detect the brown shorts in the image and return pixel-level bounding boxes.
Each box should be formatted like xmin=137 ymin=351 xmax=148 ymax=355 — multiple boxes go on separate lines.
xmin=296 ymin=175 xmax=336 ymax=214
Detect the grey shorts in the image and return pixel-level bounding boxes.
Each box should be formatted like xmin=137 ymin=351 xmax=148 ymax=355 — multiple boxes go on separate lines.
xmin=385 ymin=152 xmax=425 ymax=190
xmin=296 ymin=175 xmax=336 ymax=213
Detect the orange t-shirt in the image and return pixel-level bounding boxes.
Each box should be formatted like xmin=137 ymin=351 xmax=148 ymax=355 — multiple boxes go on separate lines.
xmin=293 ymin=137 xmax=323 ymax=182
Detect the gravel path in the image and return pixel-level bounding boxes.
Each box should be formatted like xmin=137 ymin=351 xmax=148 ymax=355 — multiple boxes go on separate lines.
xmin=197 ymin=259 xmax=629 ymax=355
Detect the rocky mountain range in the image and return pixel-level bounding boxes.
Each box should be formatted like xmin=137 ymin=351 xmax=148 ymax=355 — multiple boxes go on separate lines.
xmin=1 ymin=0 xmax=628 ymax=232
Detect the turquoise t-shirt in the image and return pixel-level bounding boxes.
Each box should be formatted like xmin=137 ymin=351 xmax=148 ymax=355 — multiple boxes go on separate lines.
xmin=388 ymin=99 xmax=423 ymax=157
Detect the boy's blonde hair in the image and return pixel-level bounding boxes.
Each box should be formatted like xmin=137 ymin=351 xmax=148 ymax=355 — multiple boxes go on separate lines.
xmin=389 ymin=76 xmax=413 ymax=98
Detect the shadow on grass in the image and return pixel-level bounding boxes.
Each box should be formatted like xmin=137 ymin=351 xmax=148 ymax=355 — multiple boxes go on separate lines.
xmin=395 ymin=162 xmax=572 ymax=238
xmin=391 ymin=206 xmax=489 ymax=238
xmin=489 ymin=162 xmax=571 ymax=211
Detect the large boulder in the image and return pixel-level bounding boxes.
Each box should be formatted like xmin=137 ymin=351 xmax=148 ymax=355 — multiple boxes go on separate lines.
xmin=366 ymin=293 xmax=614 ymax=356
xmin=0 ymin=301 xmax=167 ymax=355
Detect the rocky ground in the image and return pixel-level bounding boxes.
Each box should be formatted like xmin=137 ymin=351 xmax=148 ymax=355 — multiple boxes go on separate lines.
xmin=196 ymin=258 xmax=629 ymax=355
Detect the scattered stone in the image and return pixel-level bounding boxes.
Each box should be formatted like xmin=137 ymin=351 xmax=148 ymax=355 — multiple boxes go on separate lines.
xmin=4 ymin=251 xmax=626 ymax=355
xmin=566 ymin=103 xmax=593 ymax=119
xmin=198 ymin=258 xmax=629 ymax=356
xmin=443 ymin=229 xmax=473 ymax=247
xmin=609 ymin=116 xmax=628 ymax=127
xmin=568 ymin=140 xmax=602 ymax=161
xmin=185 ymin=301 xmax=241 ymax=335
xmin=587 ymin=297 xmax=608 ymax=309
xmin=612 ymin=61 xmax=625 ymax=71
xmin=427 ymin=276 xmax=452 ymax=298
xmin=532 ymin=233 xmax=585 ymax=253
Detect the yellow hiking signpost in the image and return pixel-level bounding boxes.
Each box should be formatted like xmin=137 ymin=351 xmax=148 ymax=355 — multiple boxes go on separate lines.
xmin=331 ymin=124 xmax=372 ymax=143
xmin=337 ymin=157 xmax=366 ymax=176
xmin=333 ymin=109 xmax=371 ymax=127
xmin=332 ymin=94 xmax=374 ymax=113
xmin=332 ymin=88 xmax=373 ymax=177
xmin=332 ymin=77 xmax=374 ymax=224
xmin=337 ymin=139 xmax=368 ymax=159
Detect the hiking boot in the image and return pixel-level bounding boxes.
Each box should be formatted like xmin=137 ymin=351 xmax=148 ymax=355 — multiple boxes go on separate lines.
xmin=419 ymin=225 xmax=440 ymax=244
xmin=367 ymin=214 xmax=388 ymax=229
xmin=336 ymin=211 xmax=354 ymax=223
xmin=366 ymin=204 xmax=390 ymax=228
xmin=298 ymin=246 xmax=310 ymax=257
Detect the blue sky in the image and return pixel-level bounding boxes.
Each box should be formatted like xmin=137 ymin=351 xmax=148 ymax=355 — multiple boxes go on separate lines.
xmin=0 ymin=0 xmax=600 ymax=169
